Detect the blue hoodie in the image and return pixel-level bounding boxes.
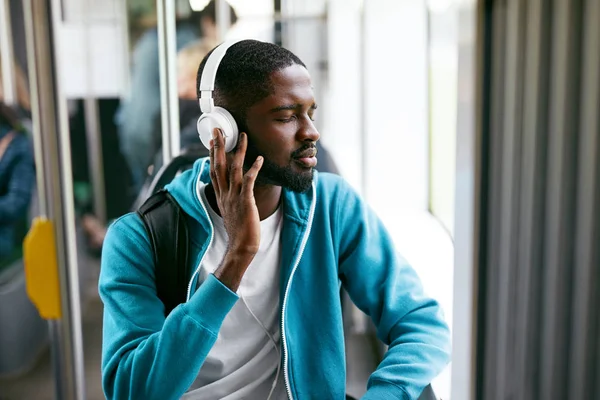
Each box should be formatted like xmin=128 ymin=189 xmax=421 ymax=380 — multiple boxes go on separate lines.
xmin=99 ymin=158 xmax=451 ymax=400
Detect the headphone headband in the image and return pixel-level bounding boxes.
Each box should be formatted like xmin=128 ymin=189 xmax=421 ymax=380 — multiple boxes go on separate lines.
xmin=199 ymin=39 xmax=243 ymax=113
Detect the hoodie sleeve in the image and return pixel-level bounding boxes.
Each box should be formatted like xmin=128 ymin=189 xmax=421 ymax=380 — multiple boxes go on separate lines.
xmin=98 ymin=213 xmax=239 ymax=400
xmin=335 ymin=182 xmax=451 ymax=400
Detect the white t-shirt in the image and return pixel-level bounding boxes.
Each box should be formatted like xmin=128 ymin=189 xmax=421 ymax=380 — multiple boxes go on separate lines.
xmin=182 ymin=186 xmax=287 ymax=400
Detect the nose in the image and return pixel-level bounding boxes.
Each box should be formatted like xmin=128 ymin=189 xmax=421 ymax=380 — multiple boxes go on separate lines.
xmin=297 ymin=115 xmax=320 ymax=143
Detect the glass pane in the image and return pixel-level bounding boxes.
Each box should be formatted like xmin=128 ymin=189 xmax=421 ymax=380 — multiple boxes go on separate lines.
xmin=428 ymin=3 xmax=458 ymax=236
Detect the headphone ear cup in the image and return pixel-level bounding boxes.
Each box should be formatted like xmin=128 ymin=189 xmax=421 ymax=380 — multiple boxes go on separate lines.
xmin=197 ymin=107 xmax=239 ymax=153
xmin=216 ymin=107 xmax=239 ymax=153
xmin=197 ymin=114 xmax=215 ymax=150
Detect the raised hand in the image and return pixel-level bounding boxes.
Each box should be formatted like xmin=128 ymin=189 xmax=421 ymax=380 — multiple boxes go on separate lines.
xmin=209 ymin=128 xmax=264 ymax=291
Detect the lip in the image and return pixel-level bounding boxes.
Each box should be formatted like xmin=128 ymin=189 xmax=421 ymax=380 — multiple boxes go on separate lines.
xmin=293 ymin=147 xmax=318 ymax=168
xmin=295 ymin=148 xmax=317 ymax=158
xmin=294 ymin=156 xmax=318 ymax=168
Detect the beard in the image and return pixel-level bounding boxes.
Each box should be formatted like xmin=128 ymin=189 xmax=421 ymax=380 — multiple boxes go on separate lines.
xmin=242 ymin=135 xmax=314 ymax=193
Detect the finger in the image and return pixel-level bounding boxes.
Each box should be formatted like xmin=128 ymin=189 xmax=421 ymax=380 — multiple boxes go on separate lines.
xmin=229 ymin=132 xmax=247 ymax=190
xmin=242 ymin=156 xmax=263 ymax=197
xmin=209 ymin=139 xmax=221 ymax=195
xmin=208 ymin=139 xmax=220 ymax=191
xmin=212 ymin=128 xmax=228 ymax=191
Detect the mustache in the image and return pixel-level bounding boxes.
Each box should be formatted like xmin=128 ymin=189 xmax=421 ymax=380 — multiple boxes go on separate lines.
xmin=291 ymin=144 xmax=317 ymax=158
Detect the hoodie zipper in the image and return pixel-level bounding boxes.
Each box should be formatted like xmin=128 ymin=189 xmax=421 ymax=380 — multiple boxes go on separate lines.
xmin=281 ymin=182 xmax=317 ymax=400
xmin=187 ymin=162 xmax=317 ymax=399
xmin=186 ymin=163 xmax=214 ymax=301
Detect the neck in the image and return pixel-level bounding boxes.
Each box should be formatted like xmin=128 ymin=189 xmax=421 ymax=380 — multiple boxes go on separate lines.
xmin=205 ymin=183 xmax=282 ymax=221
xmin=253 ymin=184 xmax=282 ymax=220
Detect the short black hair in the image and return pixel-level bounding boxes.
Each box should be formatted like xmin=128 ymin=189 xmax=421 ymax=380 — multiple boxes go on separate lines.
xmin=196 ymin=39 xmax=306 ymax=129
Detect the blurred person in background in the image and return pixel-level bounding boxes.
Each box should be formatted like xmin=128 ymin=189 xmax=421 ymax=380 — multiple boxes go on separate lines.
xmin=117 ymin=0 xmax=238 ymax=194
xmin=0 ymin=56 xmax=31 ymax=119
xmin=151 ymin=38 xmax=219 ymax=173
xmin=0 ymin=102 xmax=35 ymax=270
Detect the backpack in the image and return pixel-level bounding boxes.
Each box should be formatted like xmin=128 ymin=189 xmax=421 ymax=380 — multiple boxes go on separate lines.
xmin=134 ymin=145 xmax=208 ymax=316
xmin=137 ymin=190 xmax=191 ymax=316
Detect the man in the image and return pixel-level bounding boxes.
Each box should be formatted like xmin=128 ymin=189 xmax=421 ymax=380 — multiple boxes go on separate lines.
xmin=99 ymin=40 xmax=451 ymax=399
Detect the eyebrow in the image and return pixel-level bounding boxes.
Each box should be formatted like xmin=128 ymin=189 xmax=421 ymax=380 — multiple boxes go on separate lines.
xmin=269 ymin=103 xmax=318 ymax=113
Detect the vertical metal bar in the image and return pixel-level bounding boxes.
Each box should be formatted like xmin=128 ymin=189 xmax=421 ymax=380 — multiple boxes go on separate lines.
xmin=450 ymin=0 xmax=482 ymax=398
xmin=497 ymin=0 xmax=527 ymax=397
xmin=274 ymin=0 xmax=283 ymax=46
xmin=494 ymin=0 xmax=525 ymax=396
xmin=514 ymin=0 xmax=551 ymax=398
xmin=359 ymin=0 xmax=368 ymax=201
xmin=23 ymin=8 xmax=46 ymax=216
xmin=568 ymin=0 xmax=600 ymax=397
xmin=540 ymin=0 xmax=583 ymax=398
xmin=119 ymin=0 xmax=131 ymax=98
xmin=156 ymin=0 xmax=180 ymax=166
xmin=81 ymin=0 xmax=106 ymax=224
xmin=280 ymin=0 xmax=293 ymax=51
xmin=216 ymin=0 xmax=231 ymax=42
xmin=23 ymin=0 xmax=86 ymax=399
xmin=597 ymin=319 xmax=600 ymax=400
xmin=84 ymin=98 xmax=106 ymax=223
xmin=0 ymin=0 xmax=17 ymax=105
xmin=280 ymin=0 xmax=292 ymax=49
xmin=596 ymin=238 xmax=600 ymax=400
xmin=482 ymin=2 xmax=506 ymax=398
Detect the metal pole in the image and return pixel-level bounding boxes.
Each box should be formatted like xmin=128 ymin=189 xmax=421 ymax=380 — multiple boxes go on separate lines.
xmin=0 ymin=0 xmax=17 ymax=105
xmin=119 ymin=0 xmax=131 ymax=99
xmin=451 ymin=0 xmax=481 ymax=398
xmin=359 ymin=0 xmax=368 ymax=200
xmin=82 ymin=0 xmax=106 ymax=224
xmin=279 ymin=0 xmax=291 ymax=49
xmin=156 ymin=0 xmax=180 ymax=166
xmin=84 ymin=98 xmax=107 ymax=223
xmin=274 ymin=0 xmax=283 ymax=45
xmin=23 ymin=0 xmax=86 ymax=399
xmin=216 ymin=0 xmax=231 ymax=42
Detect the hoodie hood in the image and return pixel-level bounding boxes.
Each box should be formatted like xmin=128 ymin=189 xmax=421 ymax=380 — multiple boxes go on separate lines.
xmin=164 ymin=157 xmax=317 ymax=226
xmin=164 ymin=157 xmax=211 ymax=224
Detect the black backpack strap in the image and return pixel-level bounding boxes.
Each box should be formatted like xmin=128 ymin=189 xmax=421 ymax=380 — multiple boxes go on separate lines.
xmin=137 ymin=190 xmax=190 ymax=316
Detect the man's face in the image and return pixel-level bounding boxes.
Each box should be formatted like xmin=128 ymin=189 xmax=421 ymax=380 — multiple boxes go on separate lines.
xmin=241 ymin=64 xmax=320 ymax=193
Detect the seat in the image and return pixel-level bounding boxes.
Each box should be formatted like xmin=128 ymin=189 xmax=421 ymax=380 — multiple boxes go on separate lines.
xmin=0 ymin=258 xmax=48 ymax=378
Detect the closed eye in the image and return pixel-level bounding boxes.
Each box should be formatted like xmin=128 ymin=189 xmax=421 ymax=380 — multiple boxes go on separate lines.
xmin=276 ymin=116 xmax=297 ymax=123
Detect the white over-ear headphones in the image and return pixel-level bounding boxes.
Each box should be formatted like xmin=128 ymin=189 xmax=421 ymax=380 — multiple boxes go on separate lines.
xmin=197 ymin=39 xmax=242 ymax=153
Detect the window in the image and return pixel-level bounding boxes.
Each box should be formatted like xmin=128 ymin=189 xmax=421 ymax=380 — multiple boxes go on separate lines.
xmin=428 ymin=2 xmax=458 ymax=237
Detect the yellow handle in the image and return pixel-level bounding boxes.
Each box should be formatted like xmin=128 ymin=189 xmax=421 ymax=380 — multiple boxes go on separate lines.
xmin=23 ymin=217 xmax=61 ymax=319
